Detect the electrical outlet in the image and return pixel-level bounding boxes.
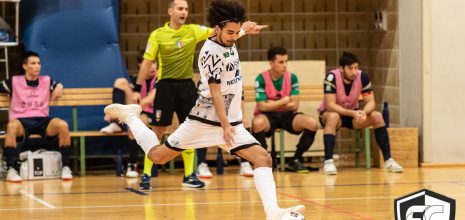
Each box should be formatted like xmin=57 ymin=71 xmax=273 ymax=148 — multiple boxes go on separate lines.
xmin=374 ymin=9 xmax=388 ymax=31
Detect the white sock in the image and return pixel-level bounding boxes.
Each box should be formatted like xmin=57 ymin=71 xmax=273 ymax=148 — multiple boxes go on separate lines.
xmin=254 ymin=167 xmax=279 ymax=217
xmin=126 ymin=115 xmax=159 ymax=154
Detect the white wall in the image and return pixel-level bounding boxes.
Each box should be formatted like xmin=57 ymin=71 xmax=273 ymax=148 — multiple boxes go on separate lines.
xmin=426 ymin=0 xmax=465 ymax=162
xmin=399 ymin=0 xmax=423 ymax=159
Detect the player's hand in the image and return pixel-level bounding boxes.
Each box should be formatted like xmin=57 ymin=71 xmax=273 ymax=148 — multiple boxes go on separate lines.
xmin=51 ymin=84 xmax=63 ymax=100
xmin=354 ymin=110 xmax=367 ymax=123
xmin=132 ymin=92 xmax=141 ymax=103
xmin=241 ymin=21 xmax=268 ymax=35
xmin=222 ymin=124 xmax=236 ymax=149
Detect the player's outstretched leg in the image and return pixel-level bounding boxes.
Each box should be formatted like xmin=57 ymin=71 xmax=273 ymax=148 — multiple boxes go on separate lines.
xmin=235 ymin=145 xmax=306 ymax=219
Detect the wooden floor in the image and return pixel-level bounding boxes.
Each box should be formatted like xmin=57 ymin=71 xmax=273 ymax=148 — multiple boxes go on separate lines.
xmin=1 ymin=166 xmax=464 ymax=219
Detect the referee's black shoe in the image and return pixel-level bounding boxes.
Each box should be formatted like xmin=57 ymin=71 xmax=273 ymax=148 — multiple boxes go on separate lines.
xmin=287 ymin=159 xmax=309 ymax=173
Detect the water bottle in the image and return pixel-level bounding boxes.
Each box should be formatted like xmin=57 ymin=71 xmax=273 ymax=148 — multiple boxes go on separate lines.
xmin=151 ymin=164 xmax=158 ymax=177
xmin=216 ymin=148 xmax=224 ymax=175
xmin=382 ymin=102 xmax=390 ymax=128
xmin=115 ymin=149 xmax=123 ymax=176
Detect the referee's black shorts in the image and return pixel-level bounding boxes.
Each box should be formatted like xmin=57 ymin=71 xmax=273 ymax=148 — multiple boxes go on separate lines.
xmin=152 ymin=79 xmax=198 ymax=126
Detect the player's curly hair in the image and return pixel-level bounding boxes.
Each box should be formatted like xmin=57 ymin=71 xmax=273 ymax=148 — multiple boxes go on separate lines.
xmin=207 ymin=0 xmax=246 ymax=28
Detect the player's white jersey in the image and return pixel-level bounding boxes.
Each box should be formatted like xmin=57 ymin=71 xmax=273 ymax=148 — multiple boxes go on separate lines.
xmin=189 ymin=38 xmax=243 ymax=125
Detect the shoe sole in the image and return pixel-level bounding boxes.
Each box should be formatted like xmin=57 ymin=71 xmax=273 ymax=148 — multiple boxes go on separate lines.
xmin=386 ymin=169 xmax=404 ymax=173
xmin=6 ymin=180 xmax=22 ymax=183
xmin=287 ymin=167 xmax=310 ymax=173
xmin=296 ymin=170 xmax=310 ymax=174
xmin=62 ymin=178 xmax=73 ymax=181
xmin=198 ymin=175 xmax=213 ymax=179
xmin=126 ymin=176 xmax=139 ymax=178
xmin=182 ymin=183 xmax=205 ymax=188
xmin=325 ymin=171 xmax=337 ymax=175
xmin=240 ymin=173 xmax=254 ymax=177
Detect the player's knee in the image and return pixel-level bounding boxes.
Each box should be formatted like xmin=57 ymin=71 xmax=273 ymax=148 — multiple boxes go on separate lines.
xmin=58 ymin=120 xmax=69 ymax=132
xmin=303 ymin=116 xmax=318 ymax=131
xmin=370 ymin=111 xmax=384 ymax=125
xmin=6 ymin=121 xmax=20 ymax=133
xmin=325 ymin=112 xmax=340 ymax=125
xmin=114 ymin=78 xmax=129 ymax=89
xmin=252 ymin=116 xmax=267 ymax=132
xmin=149 ymin=151 xmax=169 ymax=165
xmin=252 ymin=150 xmax=272 ymax=167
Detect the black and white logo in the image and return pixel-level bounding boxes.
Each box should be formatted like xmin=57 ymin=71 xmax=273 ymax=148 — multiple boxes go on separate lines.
xmin=394 ymin=189 xmax=455 ymax=220
xmin=33 ymin=158 xmax=44 ymax=177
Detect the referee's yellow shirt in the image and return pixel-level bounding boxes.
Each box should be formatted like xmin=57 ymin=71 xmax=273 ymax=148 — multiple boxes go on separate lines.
xmin=144 ymin=22 xmax=213 ymax=80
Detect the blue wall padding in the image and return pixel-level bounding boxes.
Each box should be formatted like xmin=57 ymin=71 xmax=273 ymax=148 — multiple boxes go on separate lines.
xmin=20 ymin=0 xmax=128 ymax=132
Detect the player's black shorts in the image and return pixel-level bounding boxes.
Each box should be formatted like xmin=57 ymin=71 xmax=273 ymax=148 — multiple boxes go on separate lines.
xmin=153 ymin=79 xmax=198 ymax=126
xmin=260 ymin=111 xmax=303 ymax=137
xmin=17 ymin=117 xmax=55 ymax=143
xmin=318 ymin=111 xmax=354 ymax=129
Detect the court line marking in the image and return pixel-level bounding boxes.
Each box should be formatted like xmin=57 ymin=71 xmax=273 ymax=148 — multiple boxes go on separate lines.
xmin=19 ymin=190 xmax=56 ymax=209
xmin=278 ymin=191 xmax=373 ymax=220
xmin=0 ymin=199 xmax=296 ymax=211
xmin=2 ymin=180 xmax=464 ymax=197
xmin=1 ymin=179 xmax=464 ymax=197
xmin=2 ymin=193 xmax=465 ymax=212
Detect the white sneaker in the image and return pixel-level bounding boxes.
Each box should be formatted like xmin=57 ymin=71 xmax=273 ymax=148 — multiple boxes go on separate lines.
xmin=61 ymin=166 xmax=73 ymax=180
xmin=239 ymin=162 xmax=254 ymax=177
xmin=384 ymin=158 xmax=404 ymax=173
xmin=104 ymin=104 xmax=142 ymax=124
xmin=197 ymin=162 xmax=213 ymax=178
xmin=6 ymin=168 xmax=22 ymax=183
xmin=100 ymin=122 xmax=123 ymax=133
xmin=324 ymin=159 xmax=337 ymax=175
xmin=268 ymin=205 xmax=305 ymax=220
xmin=125 ymin=163 xmax=139 ymax=178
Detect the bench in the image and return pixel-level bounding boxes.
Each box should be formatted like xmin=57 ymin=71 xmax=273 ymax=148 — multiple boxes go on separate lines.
xmin=241 ymin=60 xmax=371 ymax=171
xmin=0 ymin=88 xmax=128 ymax=176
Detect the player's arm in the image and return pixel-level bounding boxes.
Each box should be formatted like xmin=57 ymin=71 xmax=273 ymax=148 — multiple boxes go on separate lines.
xmin=360 ymin=73 xmax=375 ymax=115
xmin=139 ymin=89 xmax=156 ymax=108
xmin=257 ymin=97 xmax=290 ymax=112
xmin=240 ymin=21 xmax=268 ymax=36
xmin=202 ymin=51 xmax=235 ymax=147
xmin=281 ymin=74 xmax=300 ymax=111
xmin=209 ymin=82 xmax=235 ymax=147
xmin=197 ymin=21 xmax=268 ymax=42
xmin=134 ymin=33 xmax=158 ymax=101
xmin=133 ymin=59 xmax=155 ymax=102
xmin=255 ymin=75 xmax=290 ymax=112
xmin=50 ymin=78 xmax=64 ymax=100
xmin=325 ymin=93 xmax=357 ymax=117
xmin=281 ymin=95 xmax=299 ymax=112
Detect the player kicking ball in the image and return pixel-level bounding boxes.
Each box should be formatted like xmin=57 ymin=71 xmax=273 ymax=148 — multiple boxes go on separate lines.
xmin=105 ymin=0 xmax=305 ymax=219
